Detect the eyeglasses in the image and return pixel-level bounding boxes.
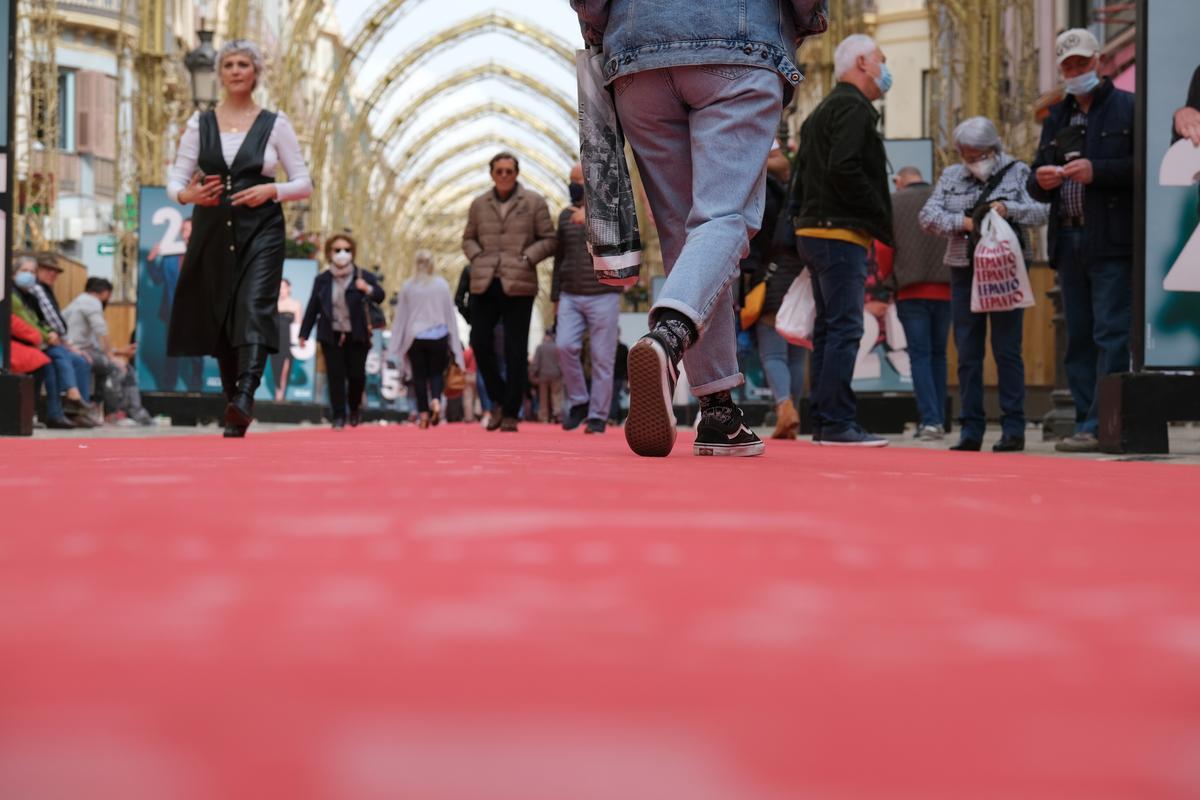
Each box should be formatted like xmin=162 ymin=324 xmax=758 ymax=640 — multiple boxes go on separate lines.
xmin=493 ymin=168 xmax=516 ymax=176
xmin=333 ymin=248 xmax=352 ymax=254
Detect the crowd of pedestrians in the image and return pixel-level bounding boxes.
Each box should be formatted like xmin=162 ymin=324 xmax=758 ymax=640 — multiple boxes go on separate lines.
xmin=10 ymin=9 xmax=1168 ymax=460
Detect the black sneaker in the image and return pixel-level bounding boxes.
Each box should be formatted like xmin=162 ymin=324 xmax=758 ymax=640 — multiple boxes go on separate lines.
xmin=563 ymin=403 xmax=588 ymax=431
xmin=694 ymin=404 xmax=765 ymax=457
xmin=949 ymin=438 xmax=982 ymax=451
xmin=44 ymin=416 xmax=76 ymax=430
xmin=625 ymin=332 xmax=679 ymax=457
xmin=584 ymin=418 xmax=606 ymax=435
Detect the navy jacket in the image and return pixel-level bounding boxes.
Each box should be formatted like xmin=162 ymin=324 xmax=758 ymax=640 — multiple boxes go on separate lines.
xmin=1028 ymin=79 xmax=1136 ymax=264
xmin=299 ymin=267 xmax=385 ymax=346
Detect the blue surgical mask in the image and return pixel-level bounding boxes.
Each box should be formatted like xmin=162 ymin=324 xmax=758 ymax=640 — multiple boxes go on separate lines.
xmin=873 ymin=61 xmax=893 ymax=95
xmin=14 ymin=271 xmax=36 ymax=290
xmin=1064 ymin=70 xmax=1100 ymax=97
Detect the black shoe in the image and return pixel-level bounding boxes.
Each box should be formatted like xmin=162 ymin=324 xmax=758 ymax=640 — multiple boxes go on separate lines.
xmin=332 ymin=418 xmax=346 ymax=431
xmin=584 ymin=418 xmax=607 ymax=435
xmin=223 ymin=424 xmax=247 ymax=438
xmin=349 ymin=409 xmax=362 ymax=428
xmin=225 ymin=393 xmax=254 ymax=428
xmin=949 ymin=438 xmax=982 ymax=451
xmin=45 ymin=416 xmax=76 ymax=429
xmin=486 ymin=410 xmax=503 ymax=432
xmin=625 ymin=332 xmax=679 ymax=457
xmin=992 ymin=435 xmax=1025 ymax=452
xmin=500 ymin=417 xmax=519 ymax=432
xmin=694 ymin=403 xmax=764 ymax=457
xmin=563 ymin=403 xmax=588 ymax=431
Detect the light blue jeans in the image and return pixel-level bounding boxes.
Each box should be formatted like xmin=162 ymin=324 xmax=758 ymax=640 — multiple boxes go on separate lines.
xmin=557 ymin=292 xmax=621 ymax=422
xmin=755 ymin=320 xmax=807 ymax=406
xmin=615 ymin=65 xmax=783 ymax=396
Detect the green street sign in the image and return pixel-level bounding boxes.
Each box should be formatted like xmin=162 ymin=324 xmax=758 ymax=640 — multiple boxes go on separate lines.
xmin=98 ymin=241 xmax=116 ymax=256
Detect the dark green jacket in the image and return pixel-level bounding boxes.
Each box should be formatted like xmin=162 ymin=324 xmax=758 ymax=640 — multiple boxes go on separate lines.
xmin=793 ymin=82 xmax=893 ymax=246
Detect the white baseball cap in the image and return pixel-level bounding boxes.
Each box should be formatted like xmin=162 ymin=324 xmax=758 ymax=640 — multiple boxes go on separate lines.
xmin=1055 ymin=28 xmax=1100 ymax=65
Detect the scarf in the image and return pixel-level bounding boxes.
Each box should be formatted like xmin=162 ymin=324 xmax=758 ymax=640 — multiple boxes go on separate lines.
xmin=330 ymin=263 xmax=354 ymax=333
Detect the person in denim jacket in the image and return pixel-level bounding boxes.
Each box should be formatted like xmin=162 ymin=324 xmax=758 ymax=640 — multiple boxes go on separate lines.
xmin=571 ymin=0 xmax=828 ymax=459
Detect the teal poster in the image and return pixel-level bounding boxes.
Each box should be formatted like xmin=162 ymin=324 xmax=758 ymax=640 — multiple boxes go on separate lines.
xmin=1143 ymin=0 xmax=1200 ymax=367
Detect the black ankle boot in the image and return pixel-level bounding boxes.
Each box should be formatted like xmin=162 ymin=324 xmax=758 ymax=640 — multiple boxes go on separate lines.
xmin=225 ymin=344 xmax=268 ymax=430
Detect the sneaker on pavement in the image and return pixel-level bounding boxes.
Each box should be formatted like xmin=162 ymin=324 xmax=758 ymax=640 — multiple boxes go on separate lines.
xmin=694 ymin=404 xmax=765 ymax=457
xmin=500 ymin=417 xmax=519 ymax=432
xmin=917 ymin=424 xmax=945 ymax=441
xmin=584 ymin=418 xmax=607 ymax=435
xmin=1055 ymin=432 xmax=1099 ymax=453
xmin=819 ymin=425 xmax=889 ymax=447
xmin=625 ymin=332 xmax=678 ymax=457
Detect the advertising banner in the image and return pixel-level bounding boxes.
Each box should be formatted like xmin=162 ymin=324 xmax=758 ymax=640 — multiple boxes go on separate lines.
xmin=135 ymin=187 xmax=319 ymax=400
xmin=1142 ymin=0 xmax=1200 ymax=367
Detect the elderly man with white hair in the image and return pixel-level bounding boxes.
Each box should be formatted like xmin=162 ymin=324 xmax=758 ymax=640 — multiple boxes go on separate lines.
xmin=919 ymin=116 xmax=1048 ymax=452
xmin=792 ymin=33 xmax=894 ymax=447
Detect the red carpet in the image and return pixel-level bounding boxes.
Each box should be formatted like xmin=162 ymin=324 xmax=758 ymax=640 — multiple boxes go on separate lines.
xmin=1 ymin=424 xmax=1199 ymax=799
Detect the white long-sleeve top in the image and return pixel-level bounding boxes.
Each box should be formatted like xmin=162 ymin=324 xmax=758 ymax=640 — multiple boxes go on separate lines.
xmin=166 ymin=110 xmax=312 ymax=204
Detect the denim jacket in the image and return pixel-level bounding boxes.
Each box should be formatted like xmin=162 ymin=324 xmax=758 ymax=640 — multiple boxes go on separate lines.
xmin=571 ymin=0 xmax=828 ymax=103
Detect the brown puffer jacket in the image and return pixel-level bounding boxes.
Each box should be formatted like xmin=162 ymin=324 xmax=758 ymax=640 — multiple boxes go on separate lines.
xmin=462 ymin=185 xmax=557 ymax=297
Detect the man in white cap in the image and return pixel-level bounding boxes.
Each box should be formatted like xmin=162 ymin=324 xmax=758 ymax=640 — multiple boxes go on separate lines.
xmin=1029 ymin=28 xmax=1135 ymax=453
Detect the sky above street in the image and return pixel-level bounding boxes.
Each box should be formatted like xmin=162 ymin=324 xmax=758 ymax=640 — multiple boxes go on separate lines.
xmin=331 ymin=0 xmax=583 ymax=205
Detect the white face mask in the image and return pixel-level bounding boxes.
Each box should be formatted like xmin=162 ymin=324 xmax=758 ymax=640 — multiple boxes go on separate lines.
xmin=331 ymin=250 xmax=353 ymax=267
xmin=966 ymin=155 xmax=998 ymax=182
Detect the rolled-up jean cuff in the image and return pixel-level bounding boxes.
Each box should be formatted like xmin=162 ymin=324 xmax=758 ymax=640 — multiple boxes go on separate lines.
xmin=690 ymin=372 xmax=745 ymax=397
xmin=649 ymin=299 xmax=704 ymax=333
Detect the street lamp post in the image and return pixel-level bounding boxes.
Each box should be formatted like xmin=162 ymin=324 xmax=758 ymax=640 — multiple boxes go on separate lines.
xmin=184 ymin=29 xmax=219 ymax=109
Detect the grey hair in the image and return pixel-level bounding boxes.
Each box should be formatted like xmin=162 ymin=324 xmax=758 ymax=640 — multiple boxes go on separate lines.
xmin=953 ymin=116 xmax=1003 ymax=153
xmin=218 ymin=40 xmax=265 ymax=89
xmin=11 ymin=251 xmax=37 ymax=274
xmin=413 ymin=249 xmax=435 ymax=280
xmin=834 ymin=34 xmax=878 ymax=80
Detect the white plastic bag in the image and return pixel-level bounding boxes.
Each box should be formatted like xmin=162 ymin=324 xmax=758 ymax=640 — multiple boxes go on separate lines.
xmin=970 ymin=209 xmax=1035 ymax=313
xmin=775 ymin=270 xmax=816 ymax=347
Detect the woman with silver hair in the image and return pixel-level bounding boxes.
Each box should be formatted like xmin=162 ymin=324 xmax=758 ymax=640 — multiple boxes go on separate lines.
xmin=166 ymin=39 xmax=312 ymax=437
xmin=298 ymin=234 xmax=385 ymax=430
xmin=919 ymin=116 xmax=1049 ymax=452
xmin=387 ymin=250 xmax=464 ymax=429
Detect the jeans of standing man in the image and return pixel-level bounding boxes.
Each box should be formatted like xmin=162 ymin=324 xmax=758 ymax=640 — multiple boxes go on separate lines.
xmin=615 ymin=65 xmax=783 ymax=397
xmin=950 ymin=268 xmax=1026 ymax=441
xmin=1054 ymin=228 xmax=1132 ymax=435
xmin=797 ymin=237 xmax=869 ymax=433
xmin=321 ymin=338 xmax=369 ymax=421
xmin=408 ymin=336 xmax=450 ymax=415
xmin=754 ymin=319 xmax=807 ymax=406
xmin=470 ymin=280 xmax=534 ymax=418
xmin=557 ymin=292 xmax=620 ymax=422
xmin=896 ymin=299 xmax=951 ymax=428
xmin=45 ymin=345 xmax=91 ymax=403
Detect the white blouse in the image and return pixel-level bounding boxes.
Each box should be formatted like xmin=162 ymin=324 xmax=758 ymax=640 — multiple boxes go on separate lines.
xmin=166 ymin=110 xmax=313 ymax=204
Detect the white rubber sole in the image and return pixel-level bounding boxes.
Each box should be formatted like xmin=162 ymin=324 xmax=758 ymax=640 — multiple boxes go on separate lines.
xmin=817 ymin=438 xmax=890 ymax=448
xmin=693 ymin=441 xmax=766 ymax=457
xmin=625 ymin=338 xmax=677 ymax=457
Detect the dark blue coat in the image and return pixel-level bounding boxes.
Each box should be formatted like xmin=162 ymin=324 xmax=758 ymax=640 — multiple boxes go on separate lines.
xmin=1028 ymin=79 xmax=1136 ymax=264
xmin=299 ymin=267 xmax=385 ymax=345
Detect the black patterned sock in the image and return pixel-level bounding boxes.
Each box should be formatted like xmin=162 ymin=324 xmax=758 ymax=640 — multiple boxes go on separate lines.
xmin=652 ymin=310 xmax=696 ymax=362
xmin=698 ymin=391 xmax=737 ymax=429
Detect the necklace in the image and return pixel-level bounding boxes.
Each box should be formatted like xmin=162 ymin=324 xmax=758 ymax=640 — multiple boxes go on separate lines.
xmin=221 ymin=105 xmax=258 ymax=133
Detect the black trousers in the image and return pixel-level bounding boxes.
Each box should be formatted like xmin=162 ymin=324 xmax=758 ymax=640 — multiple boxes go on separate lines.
xmin=408 ymin=336 xmax=450 ymax=414
xmin=321 ymin=338 xmax=369 ymax=420
xmin=469 ymin=279 xmax=534 ymax=418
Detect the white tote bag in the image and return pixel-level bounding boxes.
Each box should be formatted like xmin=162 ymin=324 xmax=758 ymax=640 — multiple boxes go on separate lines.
xmin=775 ymin=270 xmax=816 ymax=347
xmin=970 ymin=209 xmax=1035 ymax=313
